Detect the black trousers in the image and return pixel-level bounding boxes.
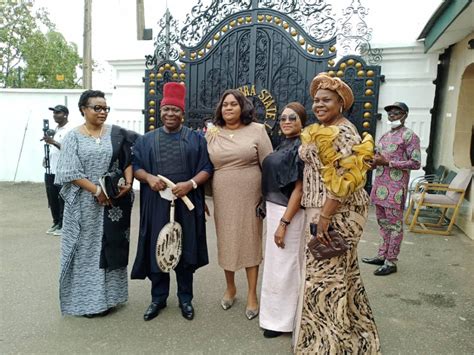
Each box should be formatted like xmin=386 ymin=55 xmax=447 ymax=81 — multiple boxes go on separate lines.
xmin=150 ymin=261 xmax=194 ymax=304
xmin=44 ymin=173 xmax=64 ymax=227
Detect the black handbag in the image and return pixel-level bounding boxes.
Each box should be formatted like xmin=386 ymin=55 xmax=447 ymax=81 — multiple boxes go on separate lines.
xmin=99 ymin=169 xmax=125 ymax=199
xmin=256 ymin=198 xmax=266 ymax=219
xmin=308 ymin=223 xmax=349 ymax=260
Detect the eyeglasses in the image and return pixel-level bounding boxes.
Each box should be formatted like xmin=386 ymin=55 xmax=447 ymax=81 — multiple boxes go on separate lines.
xmin=388 ymin=110 xmax=404 ymax=116
xmin=280 ymin=113 xmax=299 ymax=122
xmin=85 ymin=105 xmax=111 ymax=113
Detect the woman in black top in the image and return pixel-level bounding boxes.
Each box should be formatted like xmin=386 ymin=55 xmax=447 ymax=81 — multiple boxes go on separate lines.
xmin=259 ymin=102 xmax=306 ymax=338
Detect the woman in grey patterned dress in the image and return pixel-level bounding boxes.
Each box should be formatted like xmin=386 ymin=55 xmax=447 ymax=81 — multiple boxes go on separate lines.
xmin=55 ymin=90 xmax=137 ymax=317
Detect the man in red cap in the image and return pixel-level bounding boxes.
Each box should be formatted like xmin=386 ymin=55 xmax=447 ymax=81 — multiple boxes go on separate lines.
xmin=131 ymin=82 xmax=213 ymax=321
xmin=362 ymin=102 xmax=421 ymax=275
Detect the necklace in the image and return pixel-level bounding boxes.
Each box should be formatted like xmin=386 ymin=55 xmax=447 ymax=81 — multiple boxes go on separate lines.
xmin=225 ymin=125 xmax=241 ymax=139
xmin=83 ymin=124 xmax=104 ymax=144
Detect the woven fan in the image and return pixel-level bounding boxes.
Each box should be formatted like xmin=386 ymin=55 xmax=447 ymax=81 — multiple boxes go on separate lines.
xmin=155 ymin=175 xmax=195 ymax=272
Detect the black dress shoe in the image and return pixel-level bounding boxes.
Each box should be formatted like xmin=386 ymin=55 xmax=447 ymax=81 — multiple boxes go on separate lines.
xmin=179 ymin=302 xmax=194 ymax=320
xmin=374 ymin=264 xmax=397 ymax=276
xmin=263 ymin=329 xmax=283 ymax=338
xmin=143 ymin=302 xmax=167 ymax=321
xmin=362 ymin=256 xmax=385 ymax=265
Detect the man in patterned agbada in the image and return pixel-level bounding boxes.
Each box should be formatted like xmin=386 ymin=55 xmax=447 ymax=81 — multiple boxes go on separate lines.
xmin=362 ymin=102 xmax=421 ymax=275
xmin=131 ymin=82 xmax=212 ymax=322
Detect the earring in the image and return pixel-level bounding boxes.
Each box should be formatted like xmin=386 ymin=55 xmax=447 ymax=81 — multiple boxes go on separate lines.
xmin=181 ymin=118 xmax=185 ymax=123
xmin=339 ymin=106 xmax=343 ymax=113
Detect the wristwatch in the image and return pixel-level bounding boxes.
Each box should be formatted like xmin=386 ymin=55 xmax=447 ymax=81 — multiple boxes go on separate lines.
xmin=190 ymin=179 xmax=198 ymax=189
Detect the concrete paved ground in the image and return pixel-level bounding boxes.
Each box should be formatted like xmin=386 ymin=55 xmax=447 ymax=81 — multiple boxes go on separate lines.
xmin=1 ymin=182 xmax=473 ymax=354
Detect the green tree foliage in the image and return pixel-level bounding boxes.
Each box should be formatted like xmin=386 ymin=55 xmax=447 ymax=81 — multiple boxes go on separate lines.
xmin=21 ymin=31 xmax=81 ymax=88
xmin=0 ymin=0 xmax=82 ymax=88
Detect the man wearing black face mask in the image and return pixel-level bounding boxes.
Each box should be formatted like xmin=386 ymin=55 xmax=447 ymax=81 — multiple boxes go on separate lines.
xmin=44 ymin=105 xmax=70 ymax=236
xmin=362 ymin=102 xmax=421 ymax=276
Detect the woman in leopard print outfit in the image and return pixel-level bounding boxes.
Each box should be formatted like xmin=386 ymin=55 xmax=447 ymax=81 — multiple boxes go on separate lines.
xmin=293 ymin=73 xmax=381 ymax=354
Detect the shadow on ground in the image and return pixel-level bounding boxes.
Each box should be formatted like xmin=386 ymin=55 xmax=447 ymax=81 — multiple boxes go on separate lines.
xmin=1 ymin=182 xmax=473 ymax=354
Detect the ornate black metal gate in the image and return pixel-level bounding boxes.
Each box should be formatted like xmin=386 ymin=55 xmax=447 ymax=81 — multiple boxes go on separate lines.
xmin=143 ymin=1 xmax=382 ymax=145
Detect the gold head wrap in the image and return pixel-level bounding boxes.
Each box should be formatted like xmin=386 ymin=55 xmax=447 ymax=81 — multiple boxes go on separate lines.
xmin=310 ymin=73 xmax=354 ymax=111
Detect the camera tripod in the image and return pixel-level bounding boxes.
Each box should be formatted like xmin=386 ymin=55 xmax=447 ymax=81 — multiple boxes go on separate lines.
xmin=44 ymin=142 xmax=51 ymax=175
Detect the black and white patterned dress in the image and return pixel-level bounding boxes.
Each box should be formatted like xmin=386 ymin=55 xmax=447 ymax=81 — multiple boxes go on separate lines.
xmin=55 ymin=126 xmax=128 ymax=316
xmin=293 ymin=123 xmax=381 ymax=354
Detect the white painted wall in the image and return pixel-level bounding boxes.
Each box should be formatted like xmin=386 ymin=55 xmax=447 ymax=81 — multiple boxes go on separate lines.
xmin=1 ymin=89 xmax=82 ymax=182
xmin=0 ymin=89 xmax=120 ymax=182
xmin=107 ymin=60 xmax=146 ymax=135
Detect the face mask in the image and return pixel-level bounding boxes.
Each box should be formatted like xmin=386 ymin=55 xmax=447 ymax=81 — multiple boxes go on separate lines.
xmin=387 ymin=120 xmax=402 ymax=128
xmin=387 ymin=114 xmax=406 ymax=128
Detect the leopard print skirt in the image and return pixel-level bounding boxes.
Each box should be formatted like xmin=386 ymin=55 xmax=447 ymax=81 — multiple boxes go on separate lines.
xmin=293 ymin=205 xmax=381 ymax=354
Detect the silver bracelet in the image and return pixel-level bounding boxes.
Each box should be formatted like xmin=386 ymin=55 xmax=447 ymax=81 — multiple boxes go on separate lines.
xmin=94 ymin=185 xmax=102 ymax=197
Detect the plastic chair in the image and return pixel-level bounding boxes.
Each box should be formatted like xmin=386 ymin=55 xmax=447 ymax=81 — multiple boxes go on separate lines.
xmin=404 ymin=168 xmax=473 ymax=235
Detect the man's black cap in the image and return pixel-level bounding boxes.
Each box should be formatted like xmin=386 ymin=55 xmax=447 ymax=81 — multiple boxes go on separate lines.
xmin=384 ymin=102 xmax=409 ymax=113
xmin=49 ymin=105 xmax=69 ymax=115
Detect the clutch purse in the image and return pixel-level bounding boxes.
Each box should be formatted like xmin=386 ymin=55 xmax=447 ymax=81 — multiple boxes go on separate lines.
xmin=308 ymin=223 xmax=349 ymax=260
xmin=256 ymin=198 xmax=266 ymax=219
xmin=99 ymin=169 xmax=125 ymax=200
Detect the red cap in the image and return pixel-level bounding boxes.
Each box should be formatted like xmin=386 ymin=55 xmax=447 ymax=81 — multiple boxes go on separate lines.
xmin=160 ymin=82 xmax=185 ymax=111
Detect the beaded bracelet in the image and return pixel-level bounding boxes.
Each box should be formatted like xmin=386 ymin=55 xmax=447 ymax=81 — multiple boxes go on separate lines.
xmin=279 ymin=218 xmax=290 ymax=228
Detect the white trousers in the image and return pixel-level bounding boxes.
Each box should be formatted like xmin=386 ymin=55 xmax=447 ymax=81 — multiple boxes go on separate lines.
xmin=259 ymin=201 xmax=305 ymax=332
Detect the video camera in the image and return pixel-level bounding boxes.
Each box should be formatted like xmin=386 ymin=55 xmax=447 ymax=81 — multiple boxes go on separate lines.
xmin=43 ymin=119 xmax=56 ymax=138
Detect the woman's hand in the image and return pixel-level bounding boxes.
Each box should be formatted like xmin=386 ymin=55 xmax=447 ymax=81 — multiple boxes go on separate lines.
xmin=147 ymin=175 xmax=167 ymax=192
xmin=115 ymin=183 xmax=132 ymax=199
xmin=317 ymin=215 xmax=332 ymax=246
xmin=172 ymin=181 xmax=193 ymax=199
xmin=96 ymin=190 xmax=111 ymax=206
xmin=274 ymin=225 xmax=286 ymax=249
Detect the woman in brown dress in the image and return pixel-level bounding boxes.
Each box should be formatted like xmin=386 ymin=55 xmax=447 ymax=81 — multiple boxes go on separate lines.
xmin=206 ymin=89 xmax=273 ymax=320
xmin=293 ymin=73 xmax=381 ymax=354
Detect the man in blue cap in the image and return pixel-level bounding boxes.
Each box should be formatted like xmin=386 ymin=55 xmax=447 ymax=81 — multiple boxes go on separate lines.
xmin=362 ymin=102 xmax=421 ymax=275
xmin=44 ymin=104 xmax=70 ymax=236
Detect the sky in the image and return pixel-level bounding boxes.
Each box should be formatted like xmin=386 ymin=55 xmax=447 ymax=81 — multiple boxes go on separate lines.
xmin=32 ymin=0 xmax=442 ymax=87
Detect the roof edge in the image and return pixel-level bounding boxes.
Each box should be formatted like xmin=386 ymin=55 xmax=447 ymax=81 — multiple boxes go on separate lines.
xmin=417 ymin=0 xmax=472 ymax=52
xmin=418 ymin=0 xmax=454 ymax=40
